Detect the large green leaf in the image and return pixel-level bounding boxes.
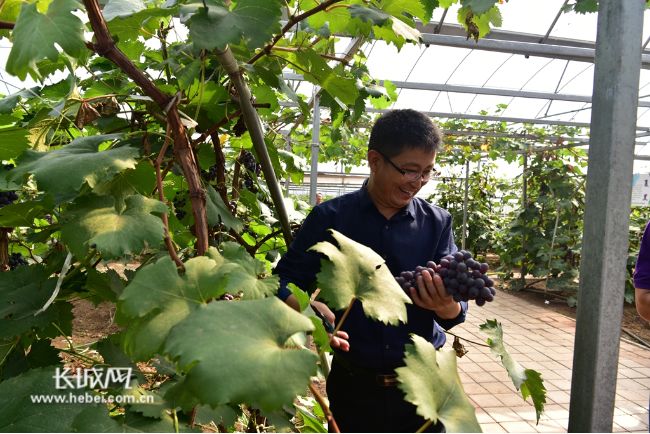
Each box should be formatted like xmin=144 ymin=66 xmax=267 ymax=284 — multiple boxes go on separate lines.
xmin=102 ymin=0 xmax=146 ymax=21
xmin=60 ymin=194 xmax=166 ymax=259
xmin=206 ymin=184 xmax=243 ymax=232
xmin=278 ymin=49 xmax=359 ymax=105
xmin=6 ymin=0 xmax=86 ymax=80
xmin=0 ymin=196 xmax=54 ymax=227
xmin=118 ymin=253 xmax=235 ymax=360
xmin=0 ymin=367 xmax=121 ymax=432
xmin=309 ymin=229 xmax=410 ymax=324
xmin=164 ymin=297 xmax=317 ymax=412
xmin=0 ymin=126 xmax=29 ymax=160
xmin=182 ymin=0 xmax=282 ymax=50
xmin=480 ymin=319 xmax=547 ymax=423
xmin=396 ymin=336 xmax=481 ymax=433
xmin=9 ymin=134 xmax=139 ymax=202
xmin=213 ymin=242 xmax=279 ymax=299
xmin=0 ymin=265 xmax=72 ymax=340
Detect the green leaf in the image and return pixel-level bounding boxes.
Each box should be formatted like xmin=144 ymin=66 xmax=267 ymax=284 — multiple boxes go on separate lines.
xmin=182 ymin=0 xmax=282 ymax=50
xmin=60 ymin=194 xmax=166 ymax=259
xmin=382 ymin=0 xmax=428 ymax=23
xmin=0 ymin=196 xmax=54 ymax=227
xmin=479 ymin=319 xmax=547 ymax=422
xmin=308 ymin=229 xmax=411 ymax=324
xmin=461 ymin=0 xmax=499 ymax=15
xmin=396 ymin=336 xmax=481 ymax=433
xmin=206 ymin=184 xmax=243 ymax=232
xmin=85 ymin=268 xmax=125 ymax=304
xmin=9 ymin=134 xmax=139 ymax=203
xmin=0 ymin=126 xmax=29 ymax=160
xmin=215 ymin=242 xmax=279 ymax=299
xmin=278 ymin=49 xmax=359 ymax=105
xmin=0 ymin=87 xmax=40 ymax=114
xmin=103 ymin=0 xmax=146 ymax=21
xmin=0 ymin=265 xmax=72 ymax=339
xmin=164 ymin=297 xmax=317 ymax=412
xmin=107 ymin=7 xmax=174 ymax=41
xmin=6 ymin=0 xmax=86 ymax=80
xmin=0 ymin=367 xmax=118 ymax=432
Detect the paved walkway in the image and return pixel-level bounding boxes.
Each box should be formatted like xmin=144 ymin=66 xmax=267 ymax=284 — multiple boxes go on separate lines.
xmin=444 ymin=290 xmax=650 ymax=432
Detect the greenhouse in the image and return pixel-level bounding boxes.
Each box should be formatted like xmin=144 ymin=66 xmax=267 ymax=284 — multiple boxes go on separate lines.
xmin=0 ymin=0 xmax=649 ymax=432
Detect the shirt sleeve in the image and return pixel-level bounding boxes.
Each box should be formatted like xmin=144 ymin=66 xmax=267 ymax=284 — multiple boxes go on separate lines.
xmin=274 ymin=205 xmax=333 ymax=300
xmin=634 ymin=220 xmax=650 ymax=289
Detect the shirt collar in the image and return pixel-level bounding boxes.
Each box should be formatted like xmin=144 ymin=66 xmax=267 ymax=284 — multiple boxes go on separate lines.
xmin=359 ymin=179 xmax=416 ymax=220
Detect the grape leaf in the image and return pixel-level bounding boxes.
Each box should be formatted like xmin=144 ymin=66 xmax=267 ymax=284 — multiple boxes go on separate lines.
xmin=0 ymin=265 xmax=72 ymax=340
xmin=0 ymin=126 xmax=29 ymax=160
xmin=382 ymin=0 xmax=428 ymax=24
xmin=206 ymin=185 xmax=243 ymax=232
xmin=8 ymin=134 xmax=139 ymax=203
xmin=0 ymin=87 xmax=40 ymax=114
xmin=6 ymin=0 xmax=86 ymax=80
xmin=0 ymin=196 xmax=54 ymax=228
xmin=61 ymin=194 xmax=166 ymax=259
xmin=117 ymin=253 xmax=235 ymax=360
xmin=461 ymin=0 xmax=499 ymax=15
xmin=182 ymin=0 xmax=282 ymax=50
xmin=102 ymin=0 xmax=146 ymax=21
xmin=308 ymin=229 xmax=411 ymax=325
xmin=214 ymin=242 xmax=279 ymax=299
xmin=164 ymin=298 xmax=317 ymax=412
xmin=479 ymin=319 xmax=547 ymax=423
xmin=396 ymin=336 xmax=481 ymax=433
xmin=0 ymin=367 xmax=118 ymax=432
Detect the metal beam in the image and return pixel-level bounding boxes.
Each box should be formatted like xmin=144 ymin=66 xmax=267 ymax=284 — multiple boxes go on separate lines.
xmin=418 ymin=32 xmax=650 ymax=69
xmin=568 ymin=1 xmax=644 ymax=432
xmin=282 ymin=73 xmax=650 ymax=108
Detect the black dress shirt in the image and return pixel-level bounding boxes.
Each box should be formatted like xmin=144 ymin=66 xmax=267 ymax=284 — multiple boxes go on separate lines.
xmin=275 ymin=185 xmax=468 ymax=371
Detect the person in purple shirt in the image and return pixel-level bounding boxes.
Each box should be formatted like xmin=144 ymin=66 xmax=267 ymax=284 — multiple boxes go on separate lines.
xmin=634 ymin=221 xmax=650 ymax=320
xmin=274 ymin=109 xmax=468 ymax=432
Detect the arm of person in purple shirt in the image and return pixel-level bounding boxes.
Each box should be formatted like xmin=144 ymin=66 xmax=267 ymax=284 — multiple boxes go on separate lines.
xmin=634 ymin=221 xmax=650 ymax=321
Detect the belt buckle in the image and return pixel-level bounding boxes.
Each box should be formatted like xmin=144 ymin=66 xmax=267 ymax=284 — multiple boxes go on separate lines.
xmin=376 ymin=374 xmax=398 ymax=387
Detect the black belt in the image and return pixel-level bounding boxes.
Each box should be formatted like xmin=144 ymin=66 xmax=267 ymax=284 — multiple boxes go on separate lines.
xmin=332 ymin=356 xmax=400 ymax=387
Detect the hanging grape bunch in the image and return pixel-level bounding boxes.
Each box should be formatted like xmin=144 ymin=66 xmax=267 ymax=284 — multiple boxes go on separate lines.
xmin=201 ymin=164 xmax=219 ymax=182
xmin=0 ymin=164 xmax=18 ymax=208
xmin=8 ymin=252 xmax=28 ymax=269
xmin=239 ymin=151 xmax=260 ymax=192
xmin=172 ymin=191 xmax=187 ymax=220
xmin=394 ymin=250 xmax=496 ymax=306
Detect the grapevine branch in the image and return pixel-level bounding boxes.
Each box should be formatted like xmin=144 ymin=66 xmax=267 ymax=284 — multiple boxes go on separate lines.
xmin=155 ymin=126 xmax=184 ymax=269
xmin=215 ymin=47 xmax=294 ymax=245
xmin=308 ymin=382 xmax=340 ymax=433
xmin=83 ymin=0 xmax=210 ymax=255
xmin=247 ymin=0 xmax=345 ymax=64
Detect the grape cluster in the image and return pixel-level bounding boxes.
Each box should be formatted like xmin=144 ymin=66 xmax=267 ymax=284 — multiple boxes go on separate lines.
xmin=201 ymin=164 xmax=219 ymax=182
xmin=394 ymin=250 xmax=496 ymax=306
xmin=173 ymin=192 xmax=187 ymax=220
xmin=0 ymin=164 xmax=17 ymax=208
xmin=239 ymin=151 xmax=260 ymax=193
xmin=8 ymin=253 xmax=27 ymax=269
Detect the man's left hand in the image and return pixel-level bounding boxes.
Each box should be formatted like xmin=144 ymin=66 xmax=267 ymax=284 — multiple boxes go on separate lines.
xmin=409 ymin=270 xmax=461 ymax=319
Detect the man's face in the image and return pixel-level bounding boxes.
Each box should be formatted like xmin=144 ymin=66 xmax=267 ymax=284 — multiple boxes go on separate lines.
xmin=368 ymin=147 xmax=437 ymax=209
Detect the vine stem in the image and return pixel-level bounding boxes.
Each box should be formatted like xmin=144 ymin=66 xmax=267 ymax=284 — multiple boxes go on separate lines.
xmin=332 ymin=298 xmax=355 ymax=336
xmin=247 ymin=0 xmax=345 ymax=64
xmin=416 ymin=419 xmax=433 ymax=433
xmin=308 ymin=382 xmax=340 ymax=433
xmin=83 ymin=0 xmax=209 ymax=255
xmin=215 ymin=47 xmax=294 ymax=245
xmin=444 ymin=330 xmax=490 ymax=348
xmin=155 ymin=125 xmax=184 ymax=269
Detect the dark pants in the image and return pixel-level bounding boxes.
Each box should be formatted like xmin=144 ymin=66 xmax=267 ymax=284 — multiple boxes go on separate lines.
xmin=326 ymin=360 xmax=445 ymax=433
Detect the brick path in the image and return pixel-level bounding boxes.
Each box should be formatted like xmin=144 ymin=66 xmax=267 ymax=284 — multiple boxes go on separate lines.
xmin=445 ymin=290 xmax=650 ymax=432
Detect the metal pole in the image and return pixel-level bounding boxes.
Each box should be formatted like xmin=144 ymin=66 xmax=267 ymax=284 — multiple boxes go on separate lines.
xmin=568 ymin=1 xmax=644 ymax=432
xmin=462 ymin=159 xmax=470 ymax=250
xmin=521 ymin=148 xmax=528 ymax=285
xmin=309 ymin=88 xmax=320 ymax=205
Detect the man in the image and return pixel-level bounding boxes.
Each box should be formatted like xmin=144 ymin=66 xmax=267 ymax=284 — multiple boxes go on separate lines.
xmin=275 ymin=109 xmax=467 ymax=432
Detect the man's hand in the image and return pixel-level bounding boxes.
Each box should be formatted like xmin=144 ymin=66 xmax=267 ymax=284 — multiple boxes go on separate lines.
xmin=330 ymin=330 xmax=350 ymax=352
xmin=410 ymin=270 xmax=461 ymax=319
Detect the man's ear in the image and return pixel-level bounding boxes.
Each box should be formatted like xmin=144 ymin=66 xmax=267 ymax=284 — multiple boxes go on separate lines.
xmin=367 ymin=149 xmax=381 ymax=172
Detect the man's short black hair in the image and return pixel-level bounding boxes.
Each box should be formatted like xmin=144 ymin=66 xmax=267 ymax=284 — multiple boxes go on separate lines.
xmin=368 ymin=109 xmax=442 ymax=157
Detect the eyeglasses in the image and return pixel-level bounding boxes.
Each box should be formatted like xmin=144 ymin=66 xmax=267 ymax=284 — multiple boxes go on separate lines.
xmin=376 ymin=150 xmax=440 ymax=182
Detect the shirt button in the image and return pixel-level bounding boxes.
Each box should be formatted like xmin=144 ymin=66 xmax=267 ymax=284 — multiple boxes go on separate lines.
xmin=384 ymin=225 xmax=389 ymax=230
xmin=385 ymin=344 xmax=390 ymax=350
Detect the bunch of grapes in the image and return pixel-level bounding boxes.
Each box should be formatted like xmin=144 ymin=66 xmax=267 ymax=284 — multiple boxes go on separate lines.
xmin=8 ymin=252 xmax=28 ymax=269
xmin=239 ymin=151 xmax=261 ymax=175
xmin=173 ymin=192 xmax=187 ymax=220
xmin=394 ymin=250 xmax=496 ymax=306
xmin=201 ymin=164 xmax=219 ymax=182
xmin=0 ymin=191 xmax=18 ymax=207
